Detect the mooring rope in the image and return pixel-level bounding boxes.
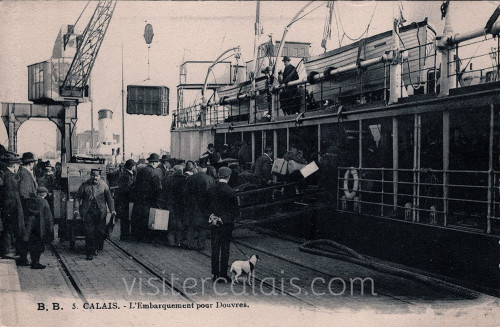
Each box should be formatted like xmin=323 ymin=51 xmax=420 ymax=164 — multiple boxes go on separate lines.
xmin=299 ymin=239 xmax=480 ymax=300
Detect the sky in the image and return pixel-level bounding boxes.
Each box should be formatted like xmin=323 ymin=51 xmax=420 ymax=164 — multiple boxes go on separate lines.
xmin=0 ymin=1 xmax=499 ymax=159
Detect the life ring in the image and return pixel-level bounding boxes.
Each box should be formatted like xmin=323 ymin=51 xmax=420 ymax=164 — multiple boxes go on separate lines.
xmin=343 ymin=168 xmax=359 ymax=200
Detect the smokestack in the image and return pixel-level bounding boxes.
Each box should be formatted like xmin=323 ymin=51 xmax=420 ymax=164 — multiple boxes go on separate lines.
xmin=98 ymin=109 xmax=113 ymax=148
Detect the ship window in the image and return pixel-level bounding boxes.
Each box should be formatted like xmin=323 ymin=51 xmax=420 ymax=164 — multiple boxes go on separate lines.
xmin=420 ymin=112 xmax=443 ymax=170
xmin=448 ymin=106 xmax=489 ymax=230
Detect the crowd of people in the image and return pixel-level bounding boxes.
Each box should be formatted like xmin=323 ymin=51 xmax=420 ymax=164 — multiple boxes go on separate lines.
xmin=0 ymin=145 xmax=55 ymax=269
xmin=0 ymin=139 xmax=334 ymax=281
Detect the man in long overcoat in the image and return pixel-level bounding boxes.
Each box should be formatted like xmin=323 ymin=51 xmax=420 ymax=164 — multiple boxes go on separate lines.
xmin=184 ymin=161 xmax=214 ymax=249
xmin=0 ymin=153 xmax=25 ymax=261
xmin=17 ymin=152 xmax=39 ymax=265
xmin=163 ymin=165 xmax=187 ymax=247
xmin=115 ymin=159 xmax=136 ymax=240
xmin=24 ymin=187 xmax=54 ymax=269
xmin=130 ymin=153 xmax=161 ymax=242
xmin=74 ymin=169 xmax=115 ymax=260
xmin=209 ymin=167 xmax=239 ymax=282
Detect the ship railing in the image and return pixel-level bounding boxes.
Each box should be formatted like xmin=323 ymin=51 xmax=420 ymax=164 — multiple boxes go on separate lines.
xmin=399 ymin=41 xmax=439 ymax=96
xmin=337 ymin=167 xmax=499 ymax=235
xmin=447 ymin=34 xmax=499 ymax=88
xmin=176 ymin=104 xmax=202 ymax=128
xmin=235 ymin=181 xmax=321 ymax=221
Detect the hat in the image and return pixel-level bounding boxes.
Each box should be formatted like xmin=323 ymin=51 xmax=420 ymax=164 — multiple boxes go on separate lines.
xmin=0 ymin=151 xmax=21 ymax=164
xmin=198 ymin=160 xmax=208 ymax=169
xmin=124 ymin=159 xmax=136 ymax=170
xmin=90 ymin=168 xmax=102 ymax=176
xmin=37 ymin=186 xmax=48 ymax=194
xmin=147 ymin=153 xmax=160 ymax=162
xmin=261 ymin=66 xmax=271 ymax=74
xmin=207 ymin=143 xmax=215 ymax=149
xmin=43 ymin=161 xmax=52 ymax=169
xmin=282 ymin=56 xmax=291 ymax=62
xmin=218 ymin=166 xmax=231 ymax=179
xmin=21 ymin=152 xmax=36 ymax=164
xmin=160 ymin=154 xmax=171 ymax=162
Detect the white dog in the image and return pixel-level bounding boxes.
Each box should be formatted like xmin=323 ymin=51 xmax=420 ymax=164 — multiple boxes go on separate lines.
xmin=230 ymin=255 xmax=260 ymax=285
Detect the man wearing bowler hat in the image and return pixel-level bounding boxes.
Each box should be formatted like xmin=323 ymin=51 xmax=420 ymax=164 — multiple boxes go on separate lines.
xmin=0 ymin=152 xmax=25 ymax=262
xmin=73 ymin=168 xmax=115 ymax=260
xmin=158 ymin=155 xmax=173 ymax=180
xmin=278 ymin=56 xmax=300 ymax=115
xmin=17 ymin=152 xmax=39 ymax=265
xmin=131 ymin=153 xmax=161 ymax=241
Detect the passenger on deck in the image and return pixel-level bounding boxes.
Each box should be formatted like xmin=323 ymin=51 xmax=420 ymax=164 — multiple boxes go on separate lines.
xmin=130 ymin=153 xmax=161 ymax=242
xmin=116 ymin=159 xmax=136 ymax=241
xmin=237 ymin=141 xmax=252 ymax=168
xmin=278 ymin=56 xmax=300 ymax=115
xmin=209 ymin=166 xmax=239 ymax=283
xmin=73 ymin=169 xmax=115 ymax=261
xmin=201 ymin=143 xmax=220 ymax=167
xmin=254 ymin=146 xmax=274 ymax=186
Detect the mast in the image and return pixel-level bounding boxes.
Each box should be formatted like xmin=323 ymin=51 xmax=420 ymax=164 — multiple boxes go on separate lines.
xmin=250 ymin=1 xmax=261 ymax=123
xmin=121 ymin=43 xmax=125 ymax=162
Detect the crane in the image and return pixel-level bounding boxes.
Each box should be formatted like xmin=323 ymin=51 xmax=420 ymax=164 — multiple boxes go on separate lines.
xmin=60 ymin=0 xmax=117 ymax=99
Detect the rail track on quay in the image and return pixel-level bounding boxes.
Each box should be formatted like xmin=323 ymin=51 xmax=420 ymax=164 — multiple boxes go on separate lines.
xmin=49 ymin=238 xmax=197 ymax=304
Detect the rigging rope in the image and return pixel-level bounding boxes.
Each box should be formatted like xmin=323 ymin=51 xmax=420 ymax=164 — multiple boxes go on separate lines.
xmin=321 ymin=1 xmax=335 ymax=52
xmin=289 ymin=2 xmax=327 ymax=26
xmin=337 ymin=2 xmax=378 ymax=43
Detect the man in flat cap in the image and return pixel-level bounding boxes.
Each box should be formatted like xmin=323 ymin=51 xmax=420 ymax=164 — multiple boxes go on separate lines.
xmin=278 ymin=56 xmax=300 ymax=115
xmin=208 ymin=166 xmax=239 ymax=282
xmin=115 ymin=159 xmax=136 ymax=240
xmin=131 ymin=153 xmax=161 ymax=242
xmin=74 ymin=168 xmax=115 ymax=260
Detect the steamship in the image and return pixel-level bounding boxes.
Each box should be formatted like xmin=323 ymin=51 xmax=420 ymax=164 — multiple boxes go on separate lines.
xmin=170 ymin=3 xmax=500 ymax=293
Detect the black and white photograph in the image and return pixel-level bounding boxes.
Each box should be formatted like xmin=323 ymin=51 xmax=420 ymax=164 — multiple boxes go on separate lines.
xmin=0 ymin=1 xmax=499 ymax=326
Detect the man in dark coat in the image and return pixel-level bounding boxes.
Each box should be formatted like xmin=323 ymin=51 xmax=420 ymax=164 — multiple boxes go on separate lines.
xmin=254 ymin=146 xmax=274 ymax=186
xmin=158 ymin=155 xmax=173 ymax=180
xmin=184 ymin=161 xmax=214 ymax=249
xmin=278 ymin=56 xmax=300 ymax=115
xmin=24 ymin=187 xmax=54 ymax=269
xmin=18 ymin=152 xmax=38 ymax=200
xmin=116 ymin=159 xmax=136 ymax=240
xmin=201 ymin=144 xmax=220 ymax=167
xmin=163 ymin=165 xmax=187 ymax=247
xmin=209 ymin=166 xmax=239 ymax=282
xmin=74 ymin=169 xmax=115 ymax=260
xmin=0 ymin=153 xmax=24 ymax=261
xmin=131 ymin=153 xmax=161 ymax=242
xmin=17 ymin=152 xmax=38 ymax=265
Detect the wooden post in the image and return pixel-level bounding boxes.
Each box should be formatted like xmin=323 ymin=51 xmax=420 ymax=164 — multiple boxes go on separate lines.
xmin=251 ymin=131 xmax=256 ymax=163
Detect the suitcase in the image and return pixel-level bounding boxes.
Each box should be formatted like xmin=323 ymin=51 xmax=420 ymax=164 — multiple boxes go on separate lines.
xmin=148 ymin=208 xmax=170 ymax=230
